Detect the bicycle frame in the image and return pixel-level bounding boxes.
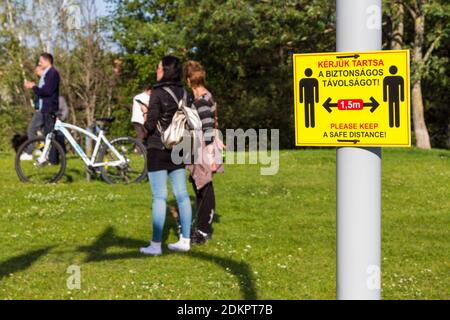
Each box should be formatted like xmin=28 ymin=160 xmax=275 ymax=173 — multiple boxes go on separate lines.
xmin=38 ymin=119 xmax=126 ymax=168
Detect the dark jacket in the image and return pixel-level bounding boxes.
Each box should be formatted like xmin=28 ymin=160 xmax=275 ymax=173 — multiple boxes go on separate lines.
xmin=144 ymin=81 xmax=190 ymax=150
xmin=32 ymin=67 xmax=60 ymax=113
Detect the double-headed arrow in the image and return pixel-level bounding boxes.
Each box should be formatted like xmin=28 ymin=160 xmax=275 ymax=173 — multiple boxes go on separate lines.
xmin=322 ymin=97 xmax=380 ymax=113
xmin=336 ymin=54 xmax=360 ymax=59
xmin=337 ymin=139 xmax=360 ymax=144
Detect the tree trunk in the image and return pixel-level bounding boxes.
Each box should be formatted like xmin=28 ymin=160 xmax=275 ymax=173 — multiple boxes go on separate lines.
xmin=411 ymin=14 xmax=432 ymax=149
xmin=411 ymin=79 xmax=431 ymax=149
xmin=447 ymin=123 xmax=450 ymax=149
xmin=391 ymin=2 xmax=404 ymax=50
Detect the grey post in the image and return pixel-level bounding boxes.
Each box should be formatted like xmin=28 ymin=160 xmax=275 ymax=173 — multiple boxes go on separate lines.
xmin=336 ymin=0 xmax=382 ymax=300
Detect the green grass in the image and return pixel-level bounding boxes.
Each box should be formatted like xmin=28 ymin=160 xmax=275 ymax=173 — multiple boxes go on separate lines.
xmin=0 ymin=148 xmax=449 ymax=300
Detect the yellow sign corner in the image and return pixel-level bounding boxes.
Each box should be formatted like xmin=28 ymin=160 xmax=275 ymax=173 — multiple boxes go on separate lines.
xmin=293 ymin=50 xmax=410 ymax=147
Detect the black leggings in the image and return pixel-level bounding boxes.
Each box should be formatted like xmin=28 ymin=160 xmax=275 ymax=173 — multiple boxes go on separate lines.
xmin=42 ymin=113 xmax=65 ymax=163
xmin=191 ymin=181 xmax=215 ymax=234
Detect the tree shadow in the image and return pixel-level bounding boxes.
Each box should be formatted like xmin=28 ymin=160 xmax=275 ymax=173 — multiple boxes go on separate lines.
xmin=0 ymin=246 xmax=54 ymax=281
xmin=77 ymin=226 xmax=257 ymax=299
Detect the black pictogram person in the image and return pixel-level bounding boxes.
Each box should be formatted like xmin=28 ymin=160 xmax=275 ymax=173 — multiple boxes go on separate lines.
xmin=299 ymin=68 xmax=319 ymax=128
xmin=383 ymin=65 xmax=404 ymax=128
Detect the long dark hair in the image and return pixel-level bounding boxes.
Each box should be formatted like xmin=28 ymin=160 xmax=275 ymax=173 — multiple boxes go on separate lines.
xmin=159 ymin=55 xmax=182 ymax=83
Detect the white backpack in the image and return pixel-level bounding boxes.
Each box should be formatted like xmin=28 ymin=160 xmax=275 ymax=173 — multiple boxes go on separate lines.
xmin=157 ymin=87 xmax=202 ymax=149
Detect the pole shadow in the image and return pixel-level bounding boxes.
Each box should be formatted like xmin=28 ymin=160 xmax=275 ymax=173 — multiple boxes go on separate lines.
xmin=188 ymin=251 xmax=257 ymax=300
xmin=77 ymin=226 xmax=257 ymax=299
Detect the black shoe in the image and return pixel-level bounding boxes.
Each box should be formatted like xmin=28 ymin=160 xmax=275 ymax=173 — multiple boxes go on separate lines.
xmin=192 ymin=229 xmax=211 ymax=245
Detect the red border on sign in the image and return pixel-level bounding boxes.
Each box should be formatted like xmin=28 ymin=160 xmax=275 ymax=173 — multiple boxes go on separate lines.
xmin=293 ymin=50 xmax=411 ymax=147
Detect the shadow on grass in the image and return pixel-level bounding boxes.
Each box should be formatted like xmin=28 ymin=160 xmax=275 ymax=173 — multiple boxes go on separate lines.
xmin=188 ymin=251 xmax=257 ymax=300
xmin=0 ymin=246 xmax=54 ymax=281
xmin=78 ymin=227 xmax=148 ymax=262
xmin=63 ymin=168 xmax=104 ymax=183
xmin=77 ymin=226 xmax=257 ymax=299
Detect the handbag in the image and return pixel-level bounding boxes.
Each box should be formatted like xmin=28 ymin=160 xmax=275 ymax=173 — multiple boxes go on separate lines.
xmin=157 ymin=87 xmax=202 ymax=149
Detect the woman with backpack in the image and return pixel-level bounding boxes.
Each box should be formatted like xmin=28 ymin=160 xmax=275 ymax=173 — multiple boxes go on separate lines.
xmin=184 ymin=60 xmax=224 ymax=245
xmin=140 ymin=56 xmax=193 ymax=256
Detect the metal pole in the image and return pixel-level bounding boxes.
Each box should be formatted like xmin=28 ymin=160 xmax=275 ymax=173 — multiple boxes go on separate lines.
xmin=336 ymin=0 xmax=382 ymax=300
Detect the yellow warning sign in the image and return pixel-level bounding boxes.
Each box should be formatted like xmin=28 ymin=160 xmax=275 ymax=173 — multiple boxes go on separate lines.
xmin=293 ymin=50 xmax=410 ymax=147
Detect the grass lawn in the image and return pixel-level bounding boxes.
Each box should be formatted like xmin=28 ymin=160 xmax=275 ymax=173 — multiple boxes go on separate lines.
xmin=0 ymin=148 xmax=449 ymax=299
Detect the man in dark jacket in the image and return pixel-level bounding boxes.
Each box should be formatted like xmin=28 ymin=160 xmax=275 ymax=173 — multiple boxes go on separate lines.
xmin=25 ymin=53 xmax=63 ymax=163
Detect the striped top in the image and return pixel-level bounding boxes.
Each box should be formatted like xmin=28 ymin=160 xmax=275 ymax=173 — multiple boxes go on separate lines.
xmin=193 ymin=91 xmax=216 ymax=145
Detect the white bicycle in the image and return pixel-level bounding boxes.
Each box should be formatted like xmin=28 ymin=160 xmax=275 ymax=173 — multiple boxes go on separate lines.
xmin=15 ymin=117 xmax=147 ymax=184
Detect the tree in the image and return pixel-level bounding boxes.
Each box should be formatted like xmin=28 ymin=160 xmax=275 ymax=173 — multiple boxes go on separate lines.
xmin=402 ymin=1 xmax=448 ymax=149
xmin=109 ymin=0 xmax=336 ymax=148
xmin=1 ymin=0 xmax=34 ymax=109
xmin=388 ymin=0 xmax=405 ymax=50
xmin=0 ymin=0 xmax=120 ymax=151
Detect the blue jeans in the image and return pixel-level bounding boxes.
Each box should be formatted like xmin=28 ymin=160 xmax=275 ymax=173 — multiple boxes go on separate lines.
xmin=148 ymin=169 xmax=192 ymax=242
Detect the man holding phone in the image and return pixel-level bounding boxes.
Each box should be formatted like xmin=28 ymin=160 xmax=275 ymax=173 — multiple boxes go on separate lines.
xmin=131 ymin=85 xmax=151 ymax=143
xmin=24 ymin=53 xmax=63 ymax=164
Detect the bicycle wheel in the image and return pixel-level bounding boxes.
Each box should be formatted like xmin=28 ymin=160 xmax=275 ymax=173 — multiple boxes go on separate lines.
xmin=15 ymin=137 xmax=66 ymax=183
xmin=98 ymin=137 xmax=147 ymax=184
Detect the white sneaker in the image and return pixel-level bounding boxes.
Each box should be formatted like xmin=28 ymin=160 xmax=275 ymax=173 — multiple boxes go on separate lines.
xmin=168 ymin=237 xmax=191 ymax=252
xmin=140 ymin=241 xmax=162 ymax=256
xmin=20 ymin=153 xmax=33 ymax=161
xmin=34 ymin=150 xmax=42 ymax=157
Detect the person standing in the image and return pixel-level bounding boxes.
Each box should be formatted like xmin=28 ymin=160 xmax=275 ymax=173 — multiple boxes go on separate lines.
xmin=22 ymin=65 xmax=45 ymax=160
xmin=139 ymin=56 xmax=193 ymax=256
xmin=184 ymin=60 xmax=223 ymax=245
xmin=131 ymin=86 xmax=151 ymax=142
xmin=24 ymin=53 xmax=63 ymax=164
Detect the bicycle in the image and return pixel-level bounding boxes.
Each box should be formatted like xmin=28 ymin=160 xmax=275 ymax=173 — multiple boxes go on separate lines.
xmin=15 ymin=117 xmax=147 ymax=184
